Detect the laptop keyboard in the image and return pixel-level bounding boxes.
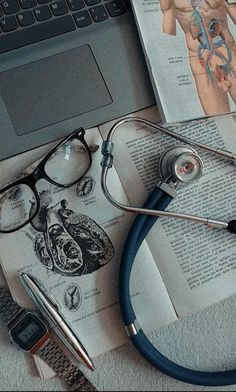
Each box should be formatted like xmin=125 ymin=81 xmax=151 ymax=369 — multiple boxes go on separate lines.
xmin=0 ymin=0 xmax=130 ymax=54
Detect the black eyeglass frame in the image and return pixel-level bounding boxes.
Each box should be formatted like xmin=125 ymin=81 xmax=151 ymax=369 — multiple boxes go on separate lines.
xmin=0 ymin=127 xmax=92 ymax=234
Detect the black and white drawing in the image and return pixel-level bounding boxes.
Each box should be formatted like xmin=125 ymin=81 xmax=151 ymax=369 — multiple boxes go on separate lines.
xmin=63 ymin=283 xmax=82 ymax=311
xmin=31 ymin=190 xmax=115 ymax=276
xmin=74 ymin=175 xmax=95 ymax=198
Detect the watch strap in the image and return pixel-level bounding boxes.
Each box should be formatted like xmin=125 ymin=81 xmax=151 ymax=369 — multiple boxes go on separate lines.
xmin=0 ymin=287 xmax=25 ymax=325
xmin=36 ymin=338 xmax=96 ymax=391
xmin=0 ymin=287 xmax=97 ymax=391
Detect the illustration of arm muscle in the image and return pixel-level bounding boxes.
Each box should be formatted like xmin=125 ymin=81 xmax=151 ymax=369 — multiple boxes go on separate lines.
xmin=160 ymin=0 xmax=176 ymax=35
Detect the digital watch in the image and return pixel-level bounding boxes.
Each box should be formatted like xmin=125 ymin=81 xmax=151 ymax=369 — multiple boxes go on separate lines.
xmin=0 ymin=287 xmax=96 ymax=391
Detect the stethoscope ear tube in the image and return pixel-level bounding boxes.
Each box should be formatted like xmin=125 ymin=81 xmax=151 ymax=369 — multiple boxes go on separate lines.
xmin=119 ymin=186 xmax=236 ymax=386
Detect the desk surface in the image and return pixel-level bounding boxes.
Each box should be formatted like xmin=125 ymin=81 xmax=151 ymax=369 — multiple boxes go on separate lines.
xmin=1 ymin=144 xmax=236 ymax=391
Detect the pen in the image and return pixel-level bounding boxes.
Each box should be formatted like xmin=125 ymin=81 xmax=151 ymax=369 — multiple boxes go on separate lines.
xmin=20 ymin=272 xmax=95 ymax=371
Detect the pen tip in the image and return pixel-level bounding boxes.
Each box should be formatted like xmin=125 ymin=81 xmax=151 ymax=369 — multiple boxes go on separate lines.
xmin=83 ymin=356 xmax=95 ymax=371
xmin=88 ymin=361 xmax=95 ymax=372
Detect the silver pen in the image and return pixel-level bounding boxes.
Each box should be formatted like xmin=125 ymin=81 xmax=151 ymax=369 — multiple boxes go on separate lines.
xmin=20 ymin=272 xmax=94 ymax=371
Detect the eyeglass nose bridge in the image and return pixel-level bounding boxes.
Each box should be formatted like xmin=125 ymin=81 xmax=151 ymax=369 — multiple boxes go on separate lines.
xmin=30 ymin=166 xmax=46 ymax=184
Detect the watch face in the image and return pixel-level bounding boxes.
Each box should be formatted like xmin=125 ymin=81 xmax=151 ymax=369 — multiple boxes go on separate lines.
xmin=10 ymin=313 xmax=47 ymax=351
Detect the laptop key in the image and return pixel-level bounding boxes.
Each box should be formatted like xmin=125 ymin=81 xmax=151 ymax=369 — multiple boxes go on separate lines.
xmin=105 ymin=0 xmax=125 ymax=17
xmin=34 ymin=5 xmax=52 ymax=20
xmin=51 ymin=0 xmax=68 ymax=16
xmin=73 ymin=9 xmax=92 ymax=27
xmin=0 ymin=16 xmax=18 ymax=32
xmin=89 ymin=5 xmax=108 ymax=22
xmin=85 ymin=0 xmax=101 ymax=5
xmin=17 ymin=10 xmax=35 ymax=26
xmin=19 ymin=0 xmax=37 ymax=8
xmin=1 ymin=0 xmax=20 ymax=14
xmin=67 ymin=0 xmax=84 ymax=11
xmin=0 ymin=15 xmax=76 ymax=54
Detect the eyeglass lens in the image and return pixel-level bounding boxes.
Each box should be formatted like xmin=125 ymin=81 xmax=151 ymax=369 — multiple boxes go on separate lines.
xmin=0 ymin=184 xmax=37 ymax=232
xmin=0 ymin=135 xmax=91 ymax=232
xmin=44 ymin=137 xmax=90 ymax=186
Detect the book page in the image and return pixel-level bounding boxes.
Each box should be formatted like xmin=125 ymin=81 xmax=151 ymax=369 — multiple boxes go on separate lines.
xmin=0 ymin=125 xmax=177 ymax=366
xmin=0 ymin=142 xmax=60 ymax=381
xmin=98 ymin=105 xmax=236 ymax=317
xmin=131 ymin=0 xmax=236 ymax=123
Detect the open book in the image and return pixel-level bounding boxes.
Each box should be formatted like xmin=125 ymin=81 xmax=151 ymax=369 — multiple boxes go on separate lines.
xmin=1 ymin=105 xmax=236 ymax=379
xmin=131 ymin=0 xmax=236 ymax=123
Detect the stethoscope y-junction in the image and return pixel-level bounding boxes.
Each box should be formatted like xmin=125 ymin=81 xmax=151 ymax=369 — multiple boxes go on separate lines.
xmin=100 ymin=116 xmax=236 ymax=386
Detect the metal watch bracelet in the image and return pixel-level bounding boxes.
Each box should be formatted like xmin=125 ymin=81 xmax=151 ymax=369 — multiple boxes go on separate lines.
xmin=0 ymin=287 xmax=25 ymax=325
xmin=0 ymin=287 xmax=96 ymax=391
xmin=37 ymin=338 xmax=96 ymax=391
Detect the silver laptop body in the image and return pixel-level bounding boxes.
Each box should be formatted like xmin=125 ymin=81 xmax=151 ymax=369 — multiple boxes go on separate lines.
xmin=0 ymin=0 xmax=154 ymax=160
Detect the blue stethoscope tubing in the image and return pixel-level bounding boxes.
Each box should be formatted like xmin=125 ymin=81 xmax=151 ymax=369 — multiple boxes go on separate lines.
xmin=119 ymin=186 xmax=236 ymax=386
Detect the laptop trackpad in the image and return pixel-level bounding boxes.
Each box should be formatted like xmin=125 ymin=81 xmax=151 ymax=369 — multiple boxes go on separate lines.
xmin=0 ymin=45 xmax=112 ymax=135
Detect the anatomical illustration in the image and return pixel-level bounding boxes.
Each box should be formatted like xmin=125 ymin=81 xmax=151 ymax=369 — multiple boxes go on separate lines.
xmin=30 ymin=190 xmax=115 ymax=276
xmin=74 ymin=175 xmax=95 ymax=198
xmin=160 ymin=0 xmax=236 ymax=115
xmin=63 ymin=284 xmax=82 ymax=311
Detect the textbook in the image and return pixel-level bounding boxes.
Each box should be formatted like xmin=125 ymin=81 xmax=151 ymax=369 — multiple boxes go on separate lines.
xmin=1 ymin=106 xmax=236 ymax=379
xmin=0 ymin=113 xmax=176 ymax=380
xmin=131 ymin=0 xmax=236 ymax=123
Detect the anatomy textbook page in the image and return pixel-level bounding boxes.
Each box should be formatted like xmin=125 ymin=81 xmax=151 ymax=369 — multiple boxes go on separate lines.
xmin=0 ymin=126 xmax=177 ymax=367
xmin=98 ymin=105 xmax=236 ymax=318
xmin=131 ymin=0 xmax=236 ymax=123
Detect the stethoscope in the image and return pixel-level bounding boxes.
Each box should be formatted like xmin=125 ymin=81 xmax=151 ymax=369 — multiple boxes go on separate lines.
xmin=100 ymin=116 xmax=236 ymax=386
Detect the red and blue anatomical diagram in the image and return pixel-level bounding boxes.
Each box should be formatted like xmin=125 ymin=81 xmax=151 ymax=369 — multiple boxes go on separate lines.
xmin=191 ymin=0 xmax=235 ymax=91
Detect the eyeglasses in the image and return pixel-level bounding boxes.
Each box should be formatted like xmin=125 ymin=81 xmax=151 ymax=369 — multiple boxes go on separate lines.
xmin=0 ymin=128 xmax=92 ymax=233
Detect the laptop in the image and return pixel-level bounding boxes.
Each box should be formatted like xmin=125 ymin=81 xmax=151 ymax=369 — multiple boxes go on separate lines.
xmin=0 ymin=0 xmax=155 ymax=161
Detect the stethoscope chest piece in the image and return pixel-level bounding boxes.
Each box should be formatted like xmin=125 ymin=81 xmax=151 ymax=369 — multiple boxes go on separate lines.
xmin=159 ymin=145 xmax=204 ymax=185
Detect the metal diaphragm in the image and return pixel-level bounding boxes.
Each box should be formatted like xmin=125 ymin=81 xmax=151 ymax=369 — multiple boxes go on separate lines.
xmin=159 ymin=145 xmax=203 ymax=184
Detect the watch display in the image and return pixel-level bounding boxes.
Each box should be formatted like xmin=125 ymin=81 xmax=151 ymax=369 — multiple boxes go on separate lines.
xmin=10 ymin=312 xmax=47 ymax=352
